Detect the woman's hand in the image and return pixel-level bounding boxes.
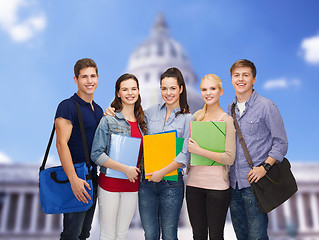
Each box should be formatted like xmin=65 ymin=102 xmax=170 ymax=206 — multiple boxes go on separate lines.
xmin=146 ymin=170 xmax=165 ymax=182
xmin=247 ymin=166 xmax=266 ymax=183
xmin=123 ymin=166 xmax=140 ymax=183
xmin=104 ymin=107 xmax=116 ymax=116
xmin=188 ymin=138 xmax=201 ymax=155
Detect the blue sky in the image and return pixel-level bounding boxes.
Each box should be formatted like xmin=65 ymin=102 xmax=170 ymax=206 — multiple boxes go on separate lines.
xmin=0 ymin=0 xmax=318 ymax=164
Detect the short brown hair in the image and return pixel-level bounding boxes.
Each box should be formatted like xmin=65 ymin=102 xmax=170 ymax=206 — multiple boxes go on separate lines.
xmin=230 ymin=59 xmax=257 ymax=78
xmin=74 ymin=58 xmax=98 ymax=79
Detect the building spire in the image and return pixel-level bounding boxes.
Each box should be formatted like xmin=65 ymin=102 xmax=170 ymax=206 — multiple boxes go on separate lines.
xmin=151 ymin=13 xmax=169 ymax=38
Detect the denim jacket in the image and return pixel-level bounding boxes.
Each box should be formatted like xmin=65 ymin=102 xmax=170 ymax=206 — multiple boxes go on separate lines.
xmin=90 ymin=111 xmax=144 ymax=176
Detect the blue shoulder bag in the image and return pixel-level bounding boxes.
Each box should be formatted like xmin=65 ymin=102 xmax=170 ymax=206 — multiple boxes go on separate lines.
xmin=39 ymin=102 xmax=93 ymax=214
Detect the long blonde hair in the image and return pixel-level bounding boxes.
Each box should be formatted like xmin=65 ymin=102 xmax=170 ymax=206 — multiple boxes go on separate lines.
xmin=194 ymin=74 xmax=223 ymax=121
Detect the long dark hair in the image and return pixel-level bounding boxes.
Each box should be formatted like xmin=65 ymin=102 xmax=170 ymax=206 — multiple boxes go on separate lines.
xmin=111 ymin=73 xmax=147 ymax=134
xmin=160 ymin=67 xmax=190 ymax=116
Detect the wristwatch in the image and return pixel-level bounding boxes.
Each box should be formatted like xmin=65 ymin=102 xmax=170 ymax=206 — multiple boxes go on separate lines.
xmin=261 ymin=162 xmax=272 ymax=172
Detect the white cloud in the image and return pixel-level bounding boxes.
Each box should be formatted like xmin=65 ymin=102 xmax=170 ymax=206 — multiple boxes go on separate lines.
xmin=0 ymin=151 xmax=12 ymax=163
xmin=0 ymin=0 xmax=46 ymax=43
xmin=301 ymin=33 xmax=319 ymax=64
xmin=263 ymin=77 xmax=301 ymax=90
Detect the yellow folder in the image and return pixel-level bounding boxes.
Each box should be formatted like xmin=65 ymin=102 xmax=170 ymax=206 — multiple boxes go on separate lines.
xmin=143 ymin=132 xmax=177 ymax=178
xmin=162 ymin=137 xmax=184 ymax=181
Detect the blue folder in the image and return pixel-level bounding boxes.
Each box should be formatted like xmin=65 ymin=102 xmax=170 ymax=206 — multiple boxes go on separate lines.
xmin=153 ymin=129 xmax=177 ymax=137
xmin=106 ymin=134 xmax=141 ymax=179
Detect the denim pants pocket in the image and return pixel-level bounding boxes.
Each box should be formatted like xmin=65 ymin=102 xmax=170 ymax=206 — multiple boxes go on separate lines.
xmin=230 ymin=187 xmax=269 ymax=240
xmin=138 ymin=174 xmax=184 ymax=240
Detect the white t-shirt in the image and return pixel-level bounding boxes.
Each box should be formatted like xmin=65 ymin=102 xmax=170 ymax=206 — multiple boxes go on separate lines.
xmin=237 ymin=102 xmax=246 ymax=117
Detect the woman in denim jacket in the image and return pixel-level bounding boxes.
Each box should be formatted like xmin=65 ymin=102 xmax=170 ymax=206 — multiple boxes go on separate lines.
xmin=91 ymin=74 xmax=147 ymax=240
xmin=106 ymin=68 xmax=194 ymax=240
xmin=107 ymin=68 xmax=194 ymax=239
xmin=139 ymin=68 xmax=194 ymax=240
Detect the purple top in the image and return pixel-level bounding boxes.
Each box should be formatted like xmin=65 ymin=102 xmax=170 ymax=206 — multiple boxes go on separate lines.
xmin=227 ymin=90 xmax=288 ymax=189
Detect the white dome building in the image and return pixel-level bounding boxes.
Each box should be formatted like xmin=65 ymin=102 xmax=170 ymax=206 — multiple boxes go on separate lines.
xmin=127 ymin=13 xmax=203 ymax=113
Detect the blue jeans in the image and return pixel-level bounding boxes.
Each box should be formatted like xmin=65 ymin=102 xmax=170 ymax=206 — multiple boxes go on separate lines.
xmin=230 ymin=186 xmax=269 ymax=240
xmin=138 ymin=173 xmax=184 ymax=240
xmin=60 ymin=177 xmax=98 ymax=240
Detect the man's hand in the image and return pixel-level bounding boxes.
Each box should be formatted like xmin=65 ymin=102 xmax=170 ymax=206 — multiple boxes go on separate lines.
xmin=247 ymin=166 xmax=266 ymax=183
xmin=104 ymin=107 xmax=116 ymax=116
xmin=69 ymin=176 xmax=91 ymax=203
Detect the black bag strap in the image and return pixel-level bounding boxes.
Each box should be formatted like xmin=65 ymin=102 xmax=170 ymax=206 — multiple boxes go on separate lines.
xmin=231 ymin=103 xmax=254 ymax=169
xmin=39 ymin=101 xmax=91 ymax=172
xmin=231 ymin=103 xmax=288 ymax=183
xmin=40 ymin=124 xmax=55 ymax=171
xmin=74 ymin=102 xmax=91 ymax=171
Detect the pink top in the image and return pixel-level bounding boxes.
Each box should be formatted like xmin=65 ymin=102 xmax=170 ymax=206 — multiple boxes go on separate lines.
xmin=187 ymin=113 xmax=236 ymax=190
xmin=187 ymin=165 xmax=229 ymax=190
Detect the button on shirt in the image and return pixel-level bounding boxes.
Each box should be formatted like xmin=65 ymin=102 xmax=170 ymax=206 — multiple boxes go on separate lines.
xmin=227 ymin=91 xmax=288 ymax=189
xmin=145 ymin=104 xmax=195 ymax=168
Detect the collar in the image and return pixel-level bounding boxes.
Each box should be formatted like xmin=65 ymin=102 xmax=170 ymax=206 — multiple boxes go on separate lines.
xmin=72 ymin=93 xmax=96 ymax=107
xmin=232 ymin=90 xmax=258 ymax=107
xmin=160 ymin=103 xmax=181 ymax=114
xmin=114 ymin=110 xmax=126 ymax=120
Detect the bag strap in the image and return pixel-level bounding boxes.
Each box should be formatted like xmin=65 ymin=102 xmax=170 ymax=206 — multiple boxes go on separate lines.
xmin=39 ymin=101 xmax=91 ymax=172
xmin=231 ymin=103 xmax=254 ymax=169
xmin=39 ymin=124 xmax=55 ymax=171
xmin=74 ymin=102 xmax=91 ymax=171
xmin=231 ymin=103 xmax=288 ymax=183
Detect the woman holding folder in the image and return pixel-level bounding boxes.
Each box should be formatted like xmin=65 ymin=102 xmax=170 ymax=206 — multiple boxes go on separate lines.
xmin=91 ymin=74 xmax=146 ymax=240
xmin=105 ymin=67 xmax=194 ymax=240
xmin=139 ymin=67 xmax=194 ymax=240
xmin=186 ymin=74 xmax=236 ymax=240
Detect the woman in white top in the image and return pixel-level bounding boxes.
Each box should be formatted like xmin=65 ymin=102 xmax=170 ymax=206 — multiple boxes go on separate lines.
xmin=186 ymin=74 xmax=236 ymax=240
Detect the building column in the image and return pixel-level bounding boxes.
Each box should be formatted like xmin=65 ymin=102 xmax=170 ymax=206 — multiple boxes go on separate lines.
xmin=269 ymin=208 xmax=279 ymax=232
xmin=310 ymin=193 xmax=319 ymax=230
xmin=296 ymin=193 xmax=308 ymax=232
xmin=14 ymin=192 xmax=25 ymax=233
xmin=0 ymin=193 xmax=10 ymax=232
xmin=282 ymin=198 xmax=300 ymax=237
xmin=44 ymin=214 xmax=53 ymax=233
xmin=29 ymin=192 xmax=39 ymax=233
